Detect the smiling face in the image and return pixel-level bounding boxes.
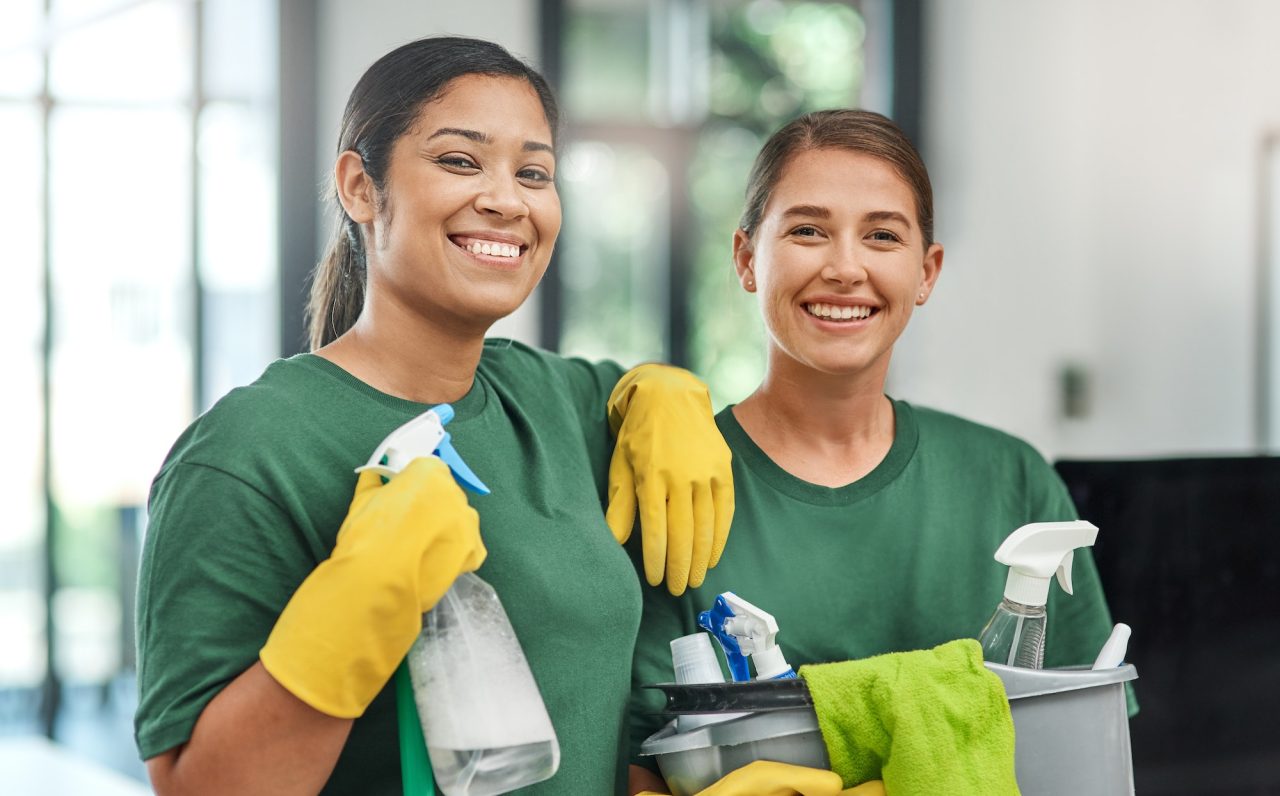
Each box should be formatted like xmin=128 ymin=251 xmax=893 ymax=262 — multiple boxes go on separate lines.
xmin=339 ymin=73 xmax=561 ymax=335
xmin=734 ymin=147 xmax=943 ymax=383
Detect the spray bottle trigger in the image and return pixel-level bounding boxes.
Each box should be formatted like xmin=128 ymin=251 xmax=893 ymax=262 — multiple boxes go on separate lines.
xmin=1056 ymin=549 xmax=1076 ymax=595
xmin=697 ymin=595 xmax=751 ymax=682
xmin=436 ymin=435 xmax=490 ymax=496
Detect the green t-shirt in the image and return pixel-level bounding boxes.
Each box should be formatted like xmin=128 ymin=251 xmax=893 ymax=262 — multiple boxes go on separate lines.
xmin=135 ymin=339 xmax=642 ymax=795
xmin=630 ymin=400 xmax=1128 ymax=764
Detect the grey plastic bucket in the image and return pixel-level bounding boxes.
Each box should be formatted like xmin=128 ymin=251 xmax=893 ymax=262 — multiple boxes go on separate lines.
xmin=640 ymin=662 xmax=1137 ymax=795
xmin=989 ymin=662 xmax=1137 ymax=795
xmin=640 ymin=708 xmax=828 ymax=796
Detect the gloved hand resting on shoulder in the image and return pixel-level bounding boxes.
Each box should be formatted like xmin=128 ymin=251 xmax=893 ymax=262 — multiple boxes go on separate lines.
xmin=606 ymin=363 xmax=734 ymax=596
xmin=260 ymin=457 xmax=486 ymax=717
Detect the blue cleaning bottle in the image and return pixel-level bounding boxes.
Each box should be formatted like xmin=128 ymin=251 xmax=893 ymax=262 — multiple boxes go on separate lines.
xmin=359 ymin=405 xmax=559 ymax=796
xmin=698 ymin=592 xmax=797 ymax=682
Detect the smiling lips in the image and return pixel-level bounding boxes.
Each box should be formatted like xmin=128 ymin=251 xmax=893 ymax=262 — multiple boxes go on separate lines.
xmin=804 ymin=302 xmax=876 ymax=322
xmin=450 ymin=234 xmax=526 ymax=261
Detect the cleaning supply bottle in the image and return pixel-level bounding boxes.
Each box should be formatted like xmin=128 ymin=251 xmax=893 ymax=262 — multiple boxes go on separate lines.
xmin=978 ymin=520 xmax=1099 ymax=669
xmin=360 ymin=406 xmax=559 ymax=796
xmin=697 ymin=592 xmax=797 ymax=682
xmin=668 ymin=633 xmax=748 ymax=732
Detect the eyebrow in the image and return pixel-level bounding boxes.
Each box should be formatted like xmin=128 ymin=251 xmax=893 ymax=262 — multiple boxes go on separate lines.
xmin=427 ymin=127 xmax=554 ymax=154
xmin=864 ymin=210 xmax=912 ymax=227
xmin=780 ymin=204 xmax=831 ymax=220
xmin=779 ymin=206 xmax=913 ymax=227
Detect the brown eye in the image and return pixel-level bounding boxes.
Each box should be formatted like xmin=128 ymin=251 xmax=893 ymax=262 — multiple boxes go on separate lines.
xmin=436 ymin=155 xmax=479 ymax=171
xmin=517 ymin=167 xmax=553 ymax=185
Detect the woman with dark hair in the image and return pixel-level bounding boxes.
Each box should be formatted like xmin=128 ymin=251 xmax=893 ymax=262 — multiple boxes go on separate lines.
xmin=627 ymin=110 xmax=1125 ymax=795
xmin=134 ymin=36 xmax=732 ymax=795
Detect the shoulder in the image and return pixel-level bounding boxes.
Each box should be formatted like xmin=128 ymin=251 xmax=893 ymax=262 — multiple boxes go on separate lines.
xmin=902 ymin=401 xmax=1058 ymax=482
xmin=906 ymin=402 xmax=1044 ymax=459
xmin=155 ymin=356 xmax=350 ymax=483
xmin=899 ymin=400 xmax=1072 ymax=515
xmin=479 ymin=338 xmax=626 ymax=396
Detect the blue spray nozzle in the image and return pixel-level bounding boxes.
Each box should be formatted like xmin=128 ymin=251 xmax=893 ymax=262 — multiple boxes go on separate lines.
xmin=431 ymin=404 xmax=488 ymax=495
xmin=697 ymin=592 xmax=796 ymax=682
xmin=436 ymin=435 xmax=489 ymax=495
xmin=358 ymin=403 xmax=489 ymax=495
xmin=698 ymin=595 xmax=751 ymax=682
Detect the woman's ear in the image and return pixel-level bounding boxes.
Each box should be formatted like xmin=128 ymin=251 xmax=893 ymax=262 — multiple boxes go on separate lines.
xmin=335 ymin=150 xmax=376 ymax=224
xmin=916 ymin=242 xmax=944 ymax=305
xmin=733 ymin=228 xmax=757 ymax=293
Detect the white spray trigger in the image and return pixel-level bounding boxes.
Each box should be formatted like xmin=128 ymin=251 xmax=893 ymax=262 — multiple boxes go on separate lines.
xmin=1056 ymin=549 xmax=1075 ymax=595
xmin=994 ymin=520 xmax=1098 ymax=606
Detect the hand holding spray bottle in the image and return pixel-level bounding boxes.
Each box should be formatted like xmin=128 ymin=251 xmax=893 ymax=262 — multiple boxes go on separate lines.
xmin=360 ymin=406 xmax=559 ymax=796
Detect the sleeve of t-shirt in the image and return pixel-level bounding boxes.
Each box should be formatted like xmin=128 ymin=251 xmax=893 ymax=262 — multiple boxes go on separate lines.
xmin=1028 ymin=457 xmax=1139 ymax=715
xmin=134 ymin=461 xmax=314 ymax=759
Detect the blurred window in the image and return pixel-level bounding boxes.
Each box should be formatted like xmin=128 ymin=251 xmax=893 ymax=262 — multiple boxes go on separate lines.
xmin=557 ymin=0 xmax=886 ymax=405
xmin=0 ymin=0 xmax=278 ymax=781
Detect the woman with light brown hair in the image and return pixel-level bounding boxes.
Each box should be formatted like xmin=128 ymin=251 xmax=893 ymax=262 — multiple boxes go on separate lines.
xmin=629 ymin=109 xmax=1124 ymax=795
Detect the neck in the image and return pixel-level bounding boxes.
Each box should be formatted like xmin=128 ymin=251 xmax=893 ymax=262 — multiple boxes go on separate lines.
xmin=733 ymin=351 xmax=896 ymax=487
xmin=315 ymin=293 xmax=487 ymax=404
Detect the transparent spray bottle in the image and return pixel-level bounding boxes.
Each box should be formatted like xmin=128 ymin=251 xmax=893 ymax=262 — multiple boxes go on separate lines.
xmin=978 ymin=520 xmax=1099 ymax=669
xmin=360 ymin=406 xmax=559 ymax=796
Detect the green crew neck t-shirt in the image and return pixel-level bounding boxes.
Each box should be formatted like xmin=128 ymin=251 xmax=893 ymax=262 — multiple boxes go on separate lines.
xmin=135 ymin=340 xmax=641 ymax=795
xmin=630 ymin=399 xmax=1131 ymax=765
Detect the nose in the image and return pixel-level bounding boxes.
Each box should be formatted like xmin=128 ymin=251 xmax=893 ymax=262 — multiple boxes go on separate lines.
xmin=475 ymin=173 xmax=529 ymax=220
xmin=821 ymin=244 xmax=869 ymax=286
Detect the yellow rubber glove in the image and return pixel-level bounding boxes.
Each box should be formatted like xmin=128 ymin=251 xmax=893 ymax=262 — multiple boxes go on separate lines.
xmin=636 ymin=760 xmax=847 ymax=796
xmin=606 ymin=363 xmax=734 ymax=595
xmin=260 ymin=457 xmax=486 ymax=718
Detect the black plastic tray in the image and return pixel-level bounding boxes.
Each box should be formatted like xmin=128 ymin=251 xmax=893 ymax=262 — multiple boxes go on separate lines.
xmin=644 ymin=679 xmax=814 ymax=715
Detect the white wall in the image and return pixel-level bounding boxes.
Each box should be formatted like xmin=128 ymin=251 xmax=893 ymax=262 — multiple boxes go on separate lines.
xmin=893 ymin=0 xmax=1280 ymax=459
xmin=315 ymin=0 xmax=543 ymax=343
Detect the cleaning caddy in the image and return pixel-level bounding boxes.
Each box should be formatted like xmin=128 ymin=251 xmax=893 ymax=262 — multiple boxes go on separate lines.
xmin=639 ymin=521 xmax=1138 ymax=795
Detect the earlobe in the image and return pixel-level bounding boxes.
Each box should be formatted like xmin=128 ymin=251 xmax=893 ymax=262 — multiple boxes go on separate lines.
xmin=732 ymin=229 xmax=757 ymax=293
xmin=334 ymin=150 xmax=377 ymax=224
xmin=917 ymin=242 xmax=944 ymax=304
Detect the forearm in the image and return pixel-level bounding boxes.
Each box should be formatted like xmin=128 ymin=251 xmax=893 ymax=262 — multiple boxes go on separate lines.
xmin=630 ymin=763 xmax=669 ymax=795
xmin=147 ymin=662 xmax=353 ymax=796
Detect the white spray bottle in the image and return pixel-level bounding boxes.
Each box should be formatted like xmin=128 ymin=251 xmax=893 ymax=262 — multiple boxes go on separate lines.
xmin=978 ymin=520 xmax=1099 ymax=669
xmin=360 ymin=405 xmax=559 ymax=796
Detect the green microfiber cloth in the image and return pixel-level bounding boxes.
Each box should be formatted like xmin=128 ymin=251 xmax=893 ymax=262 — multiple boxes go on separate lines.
xmin=798 ymin=639 xmax=1019 ymax=795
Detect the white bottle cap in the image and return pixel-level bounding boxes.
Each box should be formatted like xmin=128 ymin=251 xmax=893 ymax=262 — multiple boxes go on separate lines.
xmin=670 ymin=633 xmax=724 ymax=685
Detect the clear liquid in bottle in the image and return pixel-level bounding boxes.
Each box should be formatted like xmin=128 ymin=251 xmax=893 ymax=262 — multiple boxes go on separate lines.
xmin=979 ymin=598 xmax=1047 ymax=669
xmin=408 ymin=573 xmax=560 ymax=795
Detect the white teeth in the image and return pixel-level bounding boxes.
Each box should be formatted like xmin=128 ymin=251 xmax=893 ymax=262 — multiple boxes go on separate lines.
xmin=466 ymin=240 xmax=520 ymax=258
xmin=805 ymin=303 xmax=872 ymax=320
